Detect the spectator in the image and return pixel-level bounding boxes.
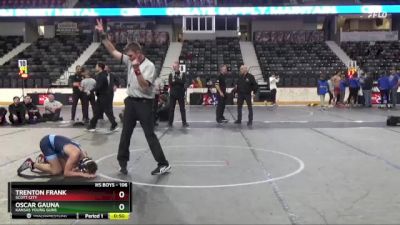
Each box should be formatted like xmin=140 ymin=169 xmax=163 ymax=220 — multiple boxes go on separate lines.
xmin=80 ymin=68 xmax=97 ymax=120
xmin=191 ymin=79 xmax=199 ymax=88
xmin=327 ymin=75 xmax=334 ymax=106
xmin=389 ymin=68 xmax=399 ymax=109
xmin=269 ymin=74 xmax=279 ymax=106
xmin=203 ymin=77 xmax=214 ymax=105
xmin=339 ymin=74 xmax=348 ymax=105
xmin=196 ymin=76 xmax=203 ymax=88
xmin=378 ymin=73 xmax=390 ymax=108
xmin=8 ymin=96 xmax=26 ymax=125
xmin=156 ymin=94 xmax=170 ymax=122
xmin=317 ymin=75 xmax=328 ymax=108
xmin=362 ymin=73 xmax=373 ymax=108
xmin=23 ymin=95 xmax=42 ymax=123
xmin=348 ymin=73 xmax=360 ymax=106
xmin=0 ymin=107 xmax=7 ymax=126
xmin=332 ymin=72 xmax=341 ymax=106
xmin=43 ymin=94 xmax=63 ymax=121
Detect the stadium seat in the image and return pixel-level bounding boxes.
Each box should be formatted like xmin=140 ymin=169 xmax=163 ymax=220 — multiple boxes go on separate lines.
xmin=341 ymin=41 xmax=400 ymax=79
xmin=254 ymin=31 xmax=347 ymax=87
xmin=180 ymin=38 xmax=243 ymax=87
xmin=0 ymin=35 xmax=92 ymax=88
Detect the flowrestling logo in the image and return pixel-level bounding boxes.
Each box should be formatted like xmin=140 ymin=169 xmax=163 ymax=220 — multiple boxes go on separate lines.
xmin=0 ymin=5 xmax=390 ymax=17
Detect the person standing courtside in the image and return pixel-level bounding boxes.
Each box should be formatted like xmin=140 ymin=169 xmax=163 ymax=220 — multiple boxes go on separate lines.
xmin=95 ymin=19 xmax=170 ymax=175
xmin=80 ymin=67 xmax=96 ymax=119
xmin=389 ymin=68 xmax=399 ymax=109
xmin=87 ymin=63 xmax=118 ymax=132
xmin=235 ymin=65 xmax=258 ymax=126
xmin=105 ymin=65 xmax=120 ymax=106
xmin=69 ymin=65 xmax=89 ymax=122
xmin=269 ymin=74 xmax=279 ymax=106
xmin=216 ymin=64 xmax=228 ymax=123
xmin=168 ymin=61 xmax=188 ymax=127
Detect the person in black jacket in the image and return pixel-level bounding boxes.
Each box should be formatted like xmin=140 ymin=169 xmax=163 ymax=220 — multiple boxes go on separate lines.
xmin=87 ymin=63 xmax=118 ymax=132
xmin=216 ymin=64 xmax=228 ymax=123
xmin=362 ymin=73 xmax=373 ymax=107
xmin=9 ymin=96 xmax=26 ymax=125
xmin=0 ymin=107 xmax=7 ymax=126
xmin=23 ymin=95 xmax=42 ymax=123
xmin=235 ymin=65 xmax=258 ymax=126
xmin=168 ymin=61 xmax=188 ymax=127
xmin=69 ymin=65 xmax=89 ymax=122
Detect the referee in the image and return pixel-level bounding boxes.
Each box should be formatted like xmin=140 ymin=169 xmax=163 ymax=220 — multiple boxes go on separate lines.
xmin=168 ymin=61 xmax=188 ymax=127
xmin=95 ymin=19 xmax=170 ymax=175
xmin=235 ymin=65 xmax=258 ymax=126
xmin=216 ymin=64 xmax=228 ymax=123
xmin=69 ymin=65 xmax=88 ymax=122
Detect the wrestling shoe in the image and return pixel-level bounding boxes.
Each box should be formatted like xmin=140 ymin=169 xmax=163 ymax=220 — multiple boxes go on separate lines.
xmin=17 ymin=158 xmax=34 ymax=174
xmin=151 ymin=164 xmax=171 ymax=175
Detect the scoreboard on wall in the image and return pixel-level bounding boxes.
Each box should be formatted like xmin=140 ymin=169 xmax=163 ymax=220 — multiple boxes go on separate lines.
xmin=8 ymin=182 xmax=132 ymax=220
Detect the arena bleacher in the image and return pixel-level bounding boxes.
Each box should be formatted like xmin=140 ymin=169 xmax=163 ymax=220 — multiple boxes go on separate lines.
xmin=180 ymin=38 xmax=243 ymax=87
xmin=341 ymin=41 xmax=400 ymax=78
xmin=0 ymin=35 xmax=91 ymax=88
xmin=0 ymin=36 xmax=23 ymax=58
xmin=254 ymin=31 xmax=347 ymax=87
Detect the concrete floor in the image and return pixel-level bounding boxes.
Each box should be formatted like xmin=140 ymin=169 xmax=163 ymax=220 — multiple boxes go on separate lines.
xmin=1 ymin=105 xmax=400 ymax=224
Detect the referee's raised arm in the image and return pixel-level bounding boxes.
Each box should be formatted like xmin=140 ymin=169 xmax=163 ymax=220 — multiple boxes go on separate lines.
xmin=95 ymin=19 xmax=123 ymax=61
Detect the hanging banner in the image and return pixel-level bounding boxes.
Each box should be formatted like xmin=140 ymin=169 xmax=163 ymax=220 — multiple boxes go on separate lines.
xmin=56 ymin=21 xmax=79 ymax=35
xmin=0 ymin=5 xmax=399 ymax=17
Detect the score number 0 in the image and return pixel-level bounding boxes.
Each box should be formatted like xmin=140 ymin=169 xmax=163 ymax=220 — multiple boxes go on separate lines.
xmin=119 ymin=191 xmax=125 ymax=211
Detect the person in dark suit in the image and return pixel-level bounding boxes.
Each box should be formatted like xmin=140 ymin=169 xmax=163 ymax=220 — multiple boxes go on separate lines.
xmin=235 ymin=65 xmax=258 ymax=126
xmin=87 ymin=63 xmax=118 ymax=132
xmin=168 ymin=61 xmax=188 ymax=127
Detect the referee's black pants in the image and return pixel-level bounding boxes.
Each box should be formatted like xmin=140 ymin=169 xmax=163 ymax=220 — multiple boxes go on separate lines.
xmin=216 ymin=94 xmax=226 ymax=121
xmin=71 ymin=91 xmax=88 ymax=121
xmin=168 ymin=95 xmax=187 ymax=125
xmin=237 ymin=94 xmax=253 ymax=122
xmin=117 ymin=97 xmax=168 ymax=167
xmin=89 ymin=95 xmax=116 ymax=128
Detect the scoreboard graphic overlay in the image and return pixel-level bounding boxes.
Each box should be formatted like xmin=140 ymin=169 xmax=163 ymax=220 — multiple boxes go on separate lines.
xmin=8 ymin=182 xmax=132 ymax=220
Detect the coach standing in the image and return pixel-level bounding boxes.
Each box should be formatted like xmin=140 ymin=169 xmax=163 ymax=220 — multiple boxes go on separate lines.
xmin=216 ymin=64 xmax=228 ymax=123
xmin=168 ymin=61 xmax=188 ymax=127
xmin=87 ymin=62 xmax=118 ymax=132
xmin=235 ymin=65 xmax=258 ymax=126
xmin=95 ymin=19 xmax=170 ymax=175
xmin=69 ymin=65 xmax=88 ymax=122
